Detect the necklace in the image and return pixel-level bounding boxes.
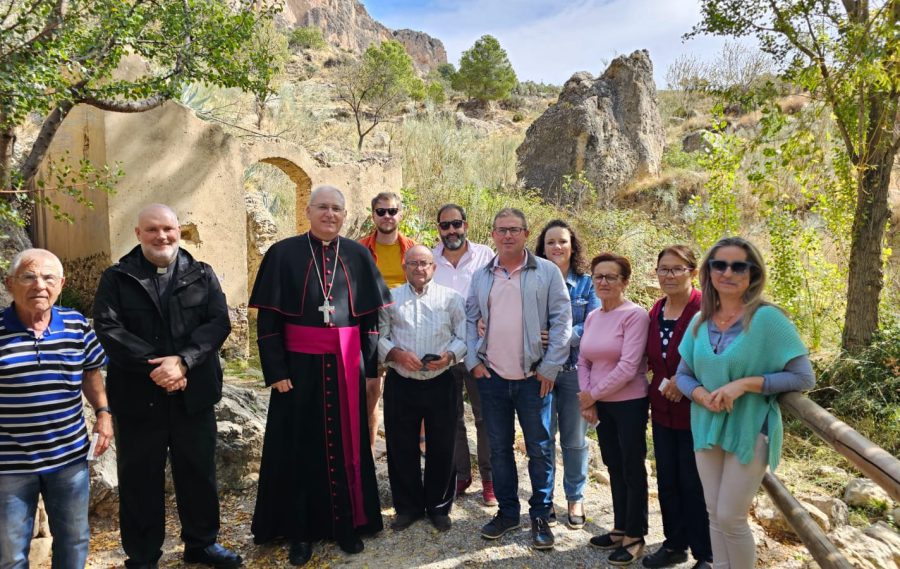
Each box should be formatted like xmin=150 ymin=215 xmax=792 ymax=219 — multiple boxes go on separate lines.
xmin=308 ymin=233 xmax=340 ymax=324
xmin=714 ymin=306 xmax=742 ymax=328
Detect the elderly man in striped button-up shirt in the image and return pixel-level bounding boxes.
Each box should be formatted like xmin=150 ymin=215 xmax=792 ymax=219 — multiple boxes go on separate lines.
xmin=378 ymin=245 xmax=467 ymax=534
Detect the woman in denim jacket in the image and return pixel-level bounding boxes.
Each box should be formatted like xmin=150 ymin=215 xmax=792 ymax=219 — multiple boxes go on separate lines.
xmin=535 ymin=219 xmax=600 ymax=528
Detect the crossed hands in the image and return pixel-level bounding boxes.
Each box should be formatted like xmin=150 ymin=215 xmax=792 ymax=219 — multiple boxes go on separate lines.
xmin=148 ymin=355 xmax=188 ymax=392
xmin=691 ymin=381 xmax=750 ymax=413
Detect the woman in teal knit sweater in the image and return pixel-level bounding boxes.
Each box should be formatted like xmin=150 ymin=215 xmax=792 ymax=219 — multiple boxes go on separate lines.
xmin=675 ymin=237 xmax=815 ymax=569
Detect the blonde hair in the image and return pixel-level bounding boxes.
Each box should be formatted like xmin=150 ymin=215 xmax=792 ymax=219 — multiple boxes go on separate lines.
xmin=693 ymin=237 xmax=772 ymax=336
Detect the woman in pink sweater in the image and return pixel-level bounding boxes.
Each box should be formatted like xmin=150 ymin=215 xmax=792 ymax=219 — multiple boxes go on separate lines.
xmin=578 ymin=253 xmax=650 ymax=566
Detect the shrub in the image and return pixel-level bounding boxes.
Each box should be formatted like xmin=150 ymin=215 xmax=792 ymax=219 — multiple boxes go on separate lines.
xmin=289 ymin=26 xmax=326 ymax=50
xmin=512 ymin=112 xmax=525 ymax=122
xmin=809 ymin=326 xmax=900 ymax=456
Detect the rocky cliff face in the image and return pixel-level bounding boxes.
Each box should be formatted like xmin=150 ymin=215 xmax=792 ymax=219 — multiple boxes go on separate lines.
xmin=281 ymin=0 xmax=447 ymax=73
xmin=516 ymin=50 xmax=665 ymax=206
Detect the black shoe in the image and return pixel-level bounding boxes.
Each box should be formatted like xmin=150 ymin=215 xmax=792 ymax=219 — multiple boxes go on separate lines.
xmin=609 ymin=538 xmax=645 ymax=566
xmin=338 ymin=537 xmax=364 ymax=554
xmin=547 ymin=505 xmax=558 ymax=527
xmin=589 ymin=530 xmax=625 ymax=550
xmin=183 ymin=544 xmax=243 ymax=569
xmin=480 ymin=513 xmax=521 ymax=539
xmin=391 ymin=512 xmax=424 ymax=531
xmin=430 ymin=514 xmax=452 ymax=532
xmin=288 ymin=541 xmax=312 ymax=566
xmin=125 ymin=563 xmax=158 ymax=569
xmin=642 ymin=547 xmax=688 ymax=568
xmin=691 ymin=561 xmax=713 ymax=569
xmin=531 ymin=517 xmax=555 ymax=550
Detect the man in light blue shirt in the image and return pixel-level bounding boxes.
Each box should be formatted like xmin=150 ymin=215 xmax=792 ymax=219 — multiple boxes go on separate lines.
xmin=379 ymin=245 xmax=467 ymax=533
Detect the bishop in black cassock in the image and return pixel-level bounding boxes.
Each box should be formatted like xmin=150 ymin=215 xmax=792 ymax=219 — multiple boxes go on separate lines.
xmin=249 ymin=186 xmax=391 ymax=565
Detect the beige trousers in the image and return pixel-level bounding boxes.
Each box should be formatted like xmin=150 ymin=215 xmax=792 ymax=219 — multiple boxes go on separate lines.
xmin=694 ymin=434 xmax=768 ymax=569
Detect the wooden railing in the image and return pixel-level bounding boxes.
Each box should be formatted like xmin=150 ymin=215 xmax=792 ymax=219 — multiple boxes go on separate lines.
xmin=763 ymin=392 xmax=900 ymax=569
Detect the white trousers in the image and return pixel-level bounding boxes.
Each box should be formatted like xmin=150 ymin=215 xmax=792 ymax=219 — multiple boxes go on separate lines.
xmin=694 ymin=434 xmax=768 ymax=569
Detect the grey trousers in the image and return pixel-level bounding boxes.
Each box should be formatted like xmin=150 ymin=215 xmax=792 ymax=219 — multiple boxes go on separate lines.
xmin=452 ymin=364 xmax=492 ymax=482
xmin=695 ymin=433 xmax=769 ymax=569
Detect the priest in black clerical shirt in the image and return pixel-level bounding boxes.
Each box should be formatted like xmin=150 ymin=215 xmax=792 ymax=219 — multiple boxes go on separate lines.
xmin=249 ymin=185 xmax=392 ymax=566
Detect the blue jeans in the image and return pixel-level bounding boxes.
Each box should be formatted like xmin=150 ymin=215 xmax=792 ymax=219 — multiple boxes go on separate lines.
xmin=0 ymin=460 xmax=90 ymax=569
xmin=549 ymin=369 xmax=589 ymax=502
xmin=478 ymin=370 xmax=555 ymax=520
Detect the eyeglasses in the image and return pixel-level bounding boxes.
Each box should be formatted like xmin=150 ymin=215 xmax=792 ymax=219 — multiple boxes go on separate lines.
xmin=311 ymin=203 xmax=345 ymax=213
xmin=438 ymin=220 xmax=464 ymax=230
xmin=656 ymin=266 xmax=692 ymax=277
xmin=593 ymin=274 xmax=622 ymax=283
xmin=708 ymin=260 xmax=755 ymax=275
xmin=15 ymin=273 xmax=61 ymax=287
xmin=404 ymin=261 xmax=433 ymax=269
xmin=374 ymin=207 xmax=399 ymax=217
xmin=493 ymin=227 xmax=525 ymax=236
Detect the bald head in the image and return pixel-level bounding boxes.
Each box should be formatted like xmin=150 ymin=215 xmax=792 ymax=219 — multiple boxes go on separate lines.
xmin=403 ymin=245 xmax=435 ymax=292
xmin=309 ymin=186 xmax=345 ymax=208
xmin=404 ymin=245 xmax=433 ymax=263
xmin=137 ymin=203 xmax=179 ymax=226
xmin=306 ymin=185 xmax=347 ymax=241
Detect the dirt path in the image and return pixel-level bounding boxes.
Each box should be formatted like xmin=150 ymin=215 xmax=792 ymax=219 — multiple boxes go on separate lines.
xmin=84 ymin=397 xmax=809 ymax=568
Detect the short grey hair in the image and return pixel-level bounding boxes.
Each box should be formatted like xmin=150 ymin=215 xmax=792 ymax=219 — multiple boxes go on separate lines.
xmin=309 ymin=185 xmax=346 ymax=208
xmin=8 ymin=249 xmax=65 ymax=277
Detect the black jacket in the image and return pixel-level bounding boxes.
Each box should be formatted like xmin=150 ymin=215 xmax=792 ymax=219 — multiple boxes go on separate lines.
xmin=93 ymin=246 xmax=231 ymax=417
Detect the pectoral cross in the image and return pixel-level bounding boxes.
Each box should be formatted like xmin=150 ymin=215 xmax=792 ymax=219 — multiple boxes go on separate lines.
xmin=318 ymin=299 xmax=335 ymax=324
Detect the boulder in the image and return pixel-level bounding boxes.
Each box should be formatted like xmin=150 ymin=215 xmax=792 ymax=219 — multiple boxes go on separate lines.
xmin=752 ymin=493 xmax=830 ymax=535
xmin=844 ymin=478 xmax=893 ymax=507
xmin=829 ymin=525 xmax=898 ymax=569
xmin=865 ymin=522 xmax=900 ymax=567
xmin=892 ymin=507 xmax=900 ymax=526
xmin=214 ymin=383 xmax=268 ymax=491
xmin=516 ymin=50 xmax=665 ymax=207
xmin=682 ymin=130 xmax=713 ymax=153
xmin=802 ymin=494 xmax=849 ymax=528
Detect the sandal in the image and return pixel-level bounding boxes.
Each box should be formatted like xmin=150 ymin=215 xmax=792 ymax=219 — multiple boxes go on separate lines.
xmin=589 ymin=530 xmax=624 ymax=550
xmin=608 ymin=537 xmax=645 ymax=566
xmin=566 ymin=501 xmax=585 ymax=529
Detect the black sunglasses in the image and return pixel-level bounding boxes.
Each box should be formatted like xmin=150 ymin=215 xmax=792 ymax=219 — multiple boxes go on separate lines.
xmin=438 ymin=220 xmax=464 ymax=230
xmin=374 ymin=207 xmax=399 ymax=217
xmin=708 ymin=259 xmax=755 ymax=274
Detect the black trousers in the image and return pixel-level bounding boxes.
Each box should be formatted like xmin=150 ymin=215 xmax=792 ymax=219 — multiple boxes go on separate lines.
xmin=114 ymin=396 xmax=219 ymax=566
xmin=383 ymin=368 xmax=457 ymax=517
xmin=652 ymin=421 xmax=712 ymax=561
xmin=595 ymin=397 xmax=649 ymax=537
xmin=452 ymin=363 xmax=492 ymax=482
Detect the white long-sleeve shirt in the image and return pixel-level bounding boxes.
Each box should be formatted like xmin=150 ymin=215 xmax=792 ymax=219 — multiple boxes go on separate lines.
xmin=378 ymin=281 xmax=467 ymax=380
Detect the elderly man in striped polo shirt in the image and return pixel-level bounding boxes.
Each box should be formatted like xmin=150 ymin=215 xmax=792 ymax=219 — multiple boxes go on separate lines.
xmin=378 ymin=245 xmax=466 ymax=533
xmin=0 ymin=248 xmax=112 ymax=568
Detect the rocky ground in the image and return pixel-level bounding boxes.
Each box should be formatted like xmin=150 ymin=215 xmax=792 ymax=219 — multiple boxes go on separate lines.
xmin=76 ymin=379 xmax=814 ymax=569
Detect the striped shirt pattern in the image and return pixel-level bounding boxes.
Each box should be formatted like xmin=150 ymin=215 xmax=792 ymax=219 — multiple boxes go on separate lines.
xmin=0 ymin=305 xmax=107 ymax=475
xmin=378 ymin=282 xmax=467 ymax=380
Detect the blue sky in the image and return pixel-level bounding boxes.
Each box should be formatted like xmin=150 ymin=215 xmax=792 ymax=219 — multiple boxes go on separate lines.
xmin=364 ymin=0 xmax=737 ymax=87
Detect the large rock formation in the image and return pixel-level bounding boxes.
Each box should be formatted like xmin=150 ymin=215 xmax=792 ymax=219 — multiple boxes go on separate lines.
xmin=516 ymin=50 xmax=665 ymax=206
xmin=281 ymin=0 xmax=447 ymax=73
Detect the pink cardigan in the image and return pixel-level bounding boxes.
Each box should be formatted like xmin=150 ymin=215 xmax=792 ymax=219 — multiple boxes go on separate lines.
xmin=577 ymin=299 xmax=650 ymax=402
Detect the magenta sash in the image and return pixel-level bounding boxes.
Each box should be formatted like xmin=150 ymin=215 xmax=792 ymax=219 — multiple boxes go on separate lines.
xmin=283 ymin=323 xmax=367 ymax=527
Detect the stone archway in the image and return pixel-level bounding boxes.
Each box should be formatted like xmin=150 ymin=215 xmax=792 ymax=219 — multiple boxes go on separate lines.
xmin=258 ymin=156 xmax=313 ymax=234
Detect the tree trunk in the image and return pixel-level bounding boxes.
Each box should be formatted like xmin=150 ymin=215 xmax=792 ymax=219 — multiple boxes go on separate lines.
xmin=18 ymin=101 xmax=76 ymax=187
xmin=841 ymin=145 xmax=894 ymax=352
xmin=0 ymin=118 xmax=14 ymax=191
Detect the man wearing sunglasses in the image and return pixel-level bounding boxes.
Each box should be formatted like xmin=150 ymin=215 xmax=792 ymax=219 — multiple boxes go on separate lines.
xmin=430 ymin=204 xmax=497 ymax=507
xmin=359 ymin=192 xmax=416 ymax=458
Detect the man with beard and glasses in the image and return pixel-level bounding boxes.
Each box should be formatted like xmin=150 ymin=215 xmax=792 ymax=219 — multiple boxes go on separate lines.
xmin=430 ymin=203 xmax=496 ymax=506
xmin=93 ymin=204 xmax=237 ymax=569
xmin=358 ymin=192 xmax=416 ymax=457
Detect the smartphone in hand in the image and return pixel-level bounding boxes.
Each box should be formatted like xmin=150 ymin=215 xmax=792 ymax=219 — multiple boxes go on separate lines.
xmin=420 ymin=353 xmax=441 ymax=371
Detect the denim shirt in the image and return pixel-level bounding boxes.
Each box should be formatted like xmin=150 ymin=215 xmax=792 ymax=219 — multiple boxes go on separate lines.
xmin=564 ymin=271 xmax=600 ymax=370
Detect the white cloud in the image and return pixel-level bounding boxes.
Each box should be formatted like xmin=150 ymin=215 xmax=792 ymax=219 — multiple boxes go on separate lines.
xmin=369 ymin=0 xmax=741 ymax=86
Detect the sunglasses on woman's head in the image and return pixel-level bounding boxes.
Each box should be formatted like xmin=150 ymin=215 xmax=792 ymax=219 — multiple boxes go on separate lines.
xmin=708 ymin=260 xmax=755 ymax=274
xmin=374 ymin=207 xmax=399 ymax=217
xmin=438 ymin=220 xmax=464 ymax=230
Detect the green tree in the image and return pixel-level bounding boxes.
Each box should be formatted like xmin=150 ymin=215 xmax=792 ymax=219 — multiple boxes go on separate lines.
xmin=289 ymin=26 xmax=326 ymax=50
xmin=452 ymin=35 xmax=517 ymax=103
xmin=0 ymin=0 xmax=279 ymax=218
xmin=335 ymin=40 xmax=424 ymax=151
xmin=246 ymin=19 xmax=291 ymax=129
xmin=690 ymin=0 xmax=900 ymax=352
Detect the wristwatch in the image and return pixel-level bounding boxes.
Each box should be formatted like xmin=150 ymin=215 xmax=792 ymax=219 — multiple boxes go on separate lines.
xmin=94 ymin=406 xmax=112 ymax=416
